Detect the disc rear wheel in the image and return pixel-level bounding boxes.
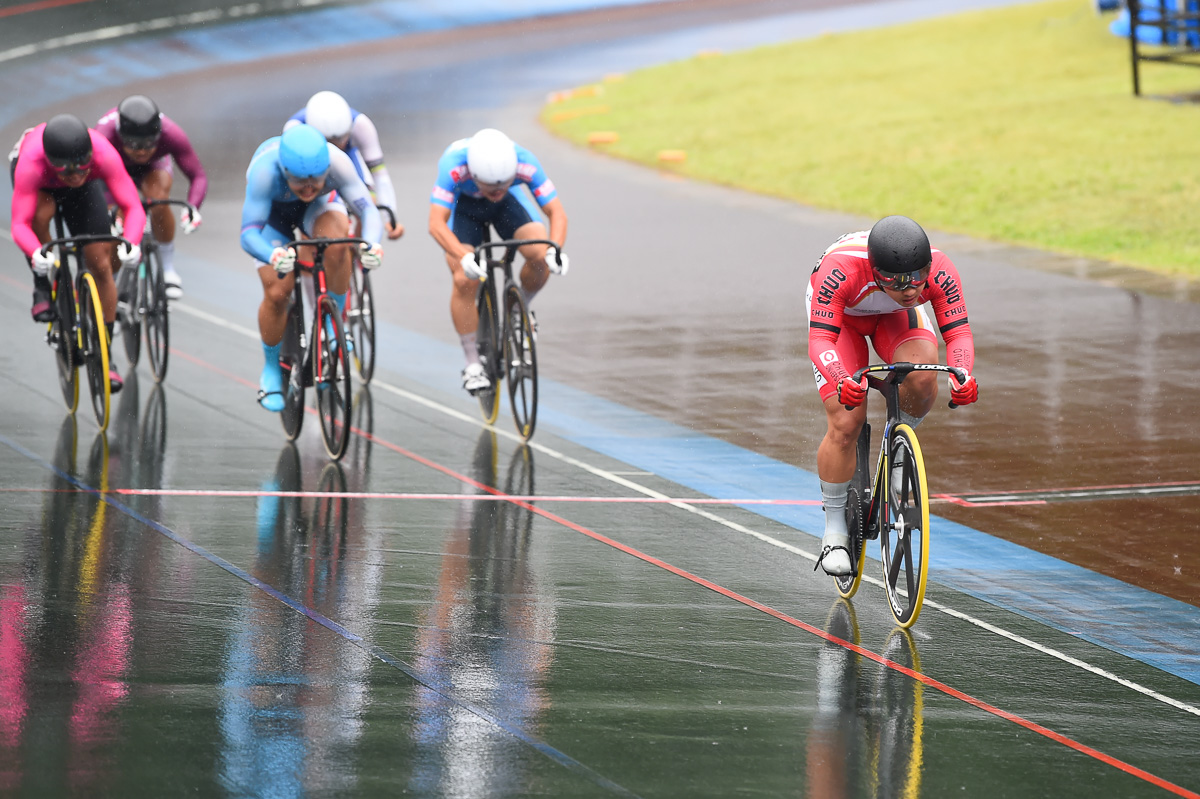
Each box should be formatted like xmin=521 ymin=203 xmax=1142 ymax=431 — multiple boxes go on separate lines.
xmin=314 ymin=296 xmax=352 ymax=460
xmin=116 ymin=262 xmax=140 ymax=366
xmin=880 ymin=424 xmax=930 ymax=628
xmin=503 ymin=286 xmax=538 ymax=441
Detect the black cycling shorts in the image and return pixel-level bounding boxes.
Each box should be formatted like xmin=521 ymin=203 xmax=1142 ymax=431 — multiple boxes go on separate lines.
xmin=450 ymin=192 xmax=535 ymax=247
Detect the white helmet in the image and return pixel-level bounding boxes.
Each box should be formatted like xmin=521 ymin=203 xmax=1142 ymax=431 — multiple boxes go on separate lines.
xmin=305 ymin=91 xmax=352 ymax=140
xmin=467 ymin=128 xmax=517 ymax=187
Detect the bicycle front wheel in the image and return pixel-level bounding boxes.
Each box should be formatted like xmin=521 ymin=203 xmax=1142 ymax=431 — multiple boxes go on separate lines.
xmin=280 ymin=311 xmax=306 ymax=442
xmin=475 ymin=283 xmax=501 ymax=425
xmin=116 ymin=262 xmax=140 ymax=366
xmin=144 ymin=247 xmax=169 ymax=382
xmin=835 ymin=424 xmax=872 ymax=599
xmin=349 ymin=265 xmax=376 ymax=383
xmin=78 ymin=271 xmax=111 ymax=431
xmin=880 ymin=424 xmax=930 ymax=628
xmin=51 ymin=264 xmax=79 ymax=413
xmin=503 ymin=285 xmax=538 ymax=440
xmin=313 ymin=295 xmax=352 ymax=460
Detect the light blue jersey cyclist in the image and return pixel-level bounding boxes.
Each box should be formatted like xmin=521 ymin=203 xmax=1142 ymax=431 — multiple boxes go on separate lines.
xmin=240 ymin=123 xmax=383 ymax=412
xmin=427 ymin=128 xmax=569 ymax=395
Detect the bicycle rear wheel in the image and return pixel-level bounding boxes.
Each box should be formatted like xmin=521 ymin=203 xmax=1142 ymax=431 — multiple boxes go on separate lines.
xmin=116 ymin=262 xmax=140 ymax=366
xmin=503 ymin=285 xmax=538 ymax=440
xmin=835 ymin=423 xmax=872 ymax=598
xmin=880 ymin=424 xmax=930 ymax=628
xmin=77 ymin=271 xmax=111 ymax=431
xmin=280 ymin=311 xmax=306 ymax=442
xmin=144 ymin=247 xmax=169 ymax=382
xmin=475 ymin=283 xmax=501 ymax=425
xmin=313 ymin=295 xmax=352 ymax=460
xmin=51 ymin=264 xmax=79 ymax=413
xmin=348 ymin=264 xmax=376 ymax=383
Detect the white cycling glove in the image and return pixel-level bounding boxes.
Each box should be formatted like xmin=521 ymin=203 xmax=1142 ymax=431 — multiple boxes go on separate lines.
xmin=460 ymin=252 xmax=486 ymax=280
xmin=547 ymin=246 xmax=569 ymax=276
xmin=31 ymin=248 xmax=56 ymax=278
xmin=270 ymin=247 xmax=297 ymax=275
xmin=181 ymin=207 xmax=202 ymax=234
xmin=117 ymin=242 xmax=141 ymax=269
xmin=359 ymin=242 xmax=383 ymax=270
xmin=109 ymin=215 xmax=124 ymax=237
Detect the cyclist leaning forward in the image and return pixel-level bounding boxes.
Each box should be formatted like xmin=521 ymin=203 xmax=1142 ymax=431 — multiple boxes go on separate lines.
xmin=96 ymin=94 xmax=208 ymax=299
xmin=427 ymin=128 xmax=568 ymax=394
xmin=239 ymin=123 xmax=383 ymax=412
xmin=808 ymin=215 xmax=979 ymax=577
xmin=9 ymin=113 xmax=144 ymax=393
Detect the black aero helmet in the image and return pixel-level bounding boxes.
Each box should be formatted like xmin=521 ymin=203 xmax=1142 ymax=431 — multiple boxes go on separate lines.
xmin=866 ymin=215 xmax=932 ymax=276
xmin=42 ymin=113 xmax=93 ymax=171
xmin=117 ymin=95 xmax=162 ymax=148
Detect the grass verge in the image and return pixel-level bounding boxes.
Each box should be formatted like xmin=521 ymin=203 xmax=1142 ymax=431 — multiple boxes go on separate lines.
xmin=542 ymin=0 xmax=1200 ymax=277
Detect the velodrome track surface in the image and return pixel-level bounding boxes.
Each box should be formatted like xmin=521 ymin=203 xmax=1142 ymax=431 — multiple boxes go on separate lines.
xmin=2 ymin=0 xmax=1200 ymax=795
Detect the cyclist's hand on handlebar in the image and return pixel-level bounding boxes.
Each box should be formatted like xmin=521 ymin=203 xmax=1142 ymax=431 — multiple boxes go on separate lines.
xmin=270 ymin=246 xmax=297 ymax=275
xmin=949 ymin=372 xmax=978 ymax=406
xmin=181 ymin=207 xmax=202 ymax=234
xmin=359 ymin=242 xmax=383 ymax=270
xmin=837 ymin=376 xmax=868 ymax=409
xmin=460 ymin=252 xmax=486 ymax=281
xmin=117 ymin=242 xmax=141 ymax=269
xmin=109 ymin=214 xmax=124 ymax=237
xmin=547 ymin=246 xmax=569 ymax=276
xmin=383 ymin=213 xmax=404 ymax=240
xmin=31 ymin=248 xmax=56 ymax=278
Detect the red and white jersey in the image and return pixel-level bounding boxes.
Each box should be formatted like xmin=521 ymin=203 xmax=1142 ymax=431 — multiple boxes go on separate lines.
xmin=806 ymin=230 xmax=974 ymax=388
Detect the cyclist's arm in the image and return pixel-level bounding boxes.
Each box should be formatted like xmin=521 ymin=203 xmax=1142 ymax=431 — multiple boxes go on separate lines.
xmin=162 ymin=117 xmax=207 ymax=209
xmin=94 ymin=135 xmax=144 ymax=246
xmin=239 ymin=160 xmax=279 ymax=263
xmin=328 ymin=147 xmax=381 ymax=245
xmin=351 ymin=114 xmax=397 ymax=213
xmin=807 ymin=260 xmax=854 ymax=388
xmin=540 ymin=196 xmax=567 ymax=249
xmin=927 ymin=255 xmax=976 ymax=375
xmin=10 ymin=154 xmax=43 ymax=257
xmin=428 ymin=204 xmax=471 ymax=261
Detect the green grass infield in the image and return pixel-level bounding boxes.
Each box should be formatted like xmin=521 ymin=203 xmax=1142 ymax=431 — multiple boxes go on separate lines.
xmin=542 ymin=0 xmax=1200 ymax=277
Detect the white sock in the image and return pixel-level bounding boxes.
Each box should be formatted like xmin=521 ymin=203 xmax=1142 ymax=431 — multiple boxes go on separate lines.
xmin=460 ymin=332 xmax=480 ymax=366
xmin=523 ymin=286 xmax=540 ymax=305
xmin=820 ymin=480 xmax=850 ymax=540
xmin=158 ymin=241 xmax=176 ymax=275
xmin=898 ymin=409 xmax=923 ymax=429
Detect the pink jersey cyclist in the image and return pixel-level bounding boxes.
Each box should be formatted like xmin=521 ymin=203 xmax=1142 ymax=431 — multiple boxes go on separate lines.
xmin=95 ymin=95 xmax=205 ymax=299
xmin=10 ymin=115 xmax=144 ymax=394
xmin=806 ymin=229 xmax=975 ymax=401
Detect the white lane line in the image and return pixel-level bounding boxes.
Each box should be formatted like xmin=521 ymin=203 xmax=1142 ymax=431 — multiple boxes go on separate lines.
xmin=165 ymin=300 xmax=1200 ymax=718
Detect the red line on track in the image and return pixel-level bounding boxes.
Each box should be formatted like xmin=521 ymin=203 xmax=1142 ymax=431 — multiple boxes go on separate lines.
xmin=0 ymin=0 xmax=90 ymax=18
xmin=149 ymin=345 xmax=1200 ymax=796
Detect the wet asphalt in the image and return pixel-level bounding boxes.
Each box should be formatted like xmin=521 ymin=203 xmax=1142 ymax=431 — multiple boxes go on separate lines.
xmin=2 ymin=0 xmax=1200 ymax=796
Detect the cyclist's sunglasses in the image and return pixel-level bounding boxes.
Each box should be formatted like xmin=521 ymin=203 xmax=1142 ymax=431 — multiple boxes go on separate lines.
xmin=874 ymin=265 xmax=931 ymax=290
xmin=122 ymin=135 xmax=160 ymax=151
xmin=284 ymin=169 xmax=329 ymax=189
xmin=48 ymin=156 xmax=91 ymax=176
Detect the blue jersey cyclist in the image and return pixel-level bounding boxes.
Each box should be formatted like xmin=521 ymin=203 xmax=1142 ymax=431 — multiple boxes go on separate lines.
xmin=427 ymin=128 xmax=569 ymax=394
xmin=285 ymin=91 xmax=403 ymax=240
xmin=240 ymin=123 xmax=384 ymax=412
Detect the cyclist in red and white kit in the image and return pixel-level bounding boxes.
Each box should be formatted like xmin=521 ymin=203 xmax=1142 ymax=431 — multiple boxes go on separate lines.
xmin=807 ymin=215 xmax=978 ymax=576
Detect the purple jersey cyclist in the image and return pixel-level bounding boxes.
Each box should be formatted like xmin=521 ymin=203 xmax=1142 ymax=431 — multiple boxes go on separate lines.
xmin=96 ymin=95 xmax=207 ymax=299
xmin=427 ymin=128 xmax=569 ymax=395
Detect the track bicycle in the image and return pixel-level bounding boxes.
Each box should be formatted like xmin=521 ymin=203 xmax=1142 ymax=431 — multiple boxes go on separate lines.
xmin=472 ymin=237 xmax=559 ymax=441
xmin=39 ymin=220 xmax=133 ymax=432
xmin=344 ymin=206 xmax=391 ymax=384
xmin=829 ymin=361 xmax=967 ymax=628
xmin=274 ymin=236 xmax=364 ymax=461
xmin=115 ymin=198 xmax=197 ymax=382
